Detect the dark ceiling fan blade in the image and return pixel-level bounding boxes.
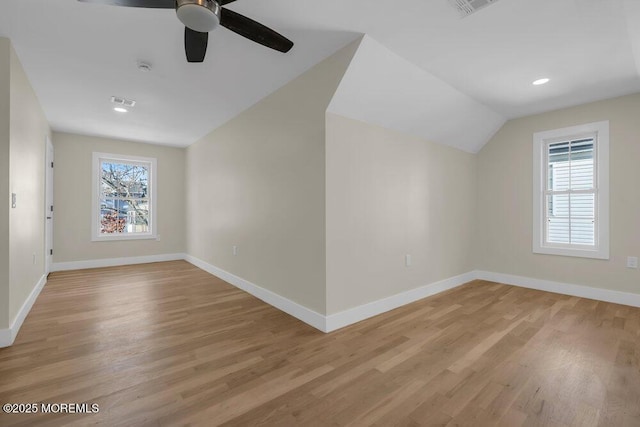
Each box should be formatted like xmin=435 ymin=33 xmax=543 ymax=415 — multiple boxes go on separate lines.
xmin=219 ymin=0 xmax=237 ymax=4
xmin=77 ymin=0 xmax=175 ymax=8
xmin=185 ymin=27 xmax=209 ymax=63
xmin=220 ymin=8 xmax=293 ymax=53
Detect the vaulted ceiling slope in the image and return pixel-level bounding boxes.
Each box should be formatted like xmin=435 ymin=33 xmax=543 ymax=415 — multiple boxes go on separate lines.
xmin=1 ymin=0 xmax=639 ymax=150
xmin=328 ymin=36 xmax=505 ymax=153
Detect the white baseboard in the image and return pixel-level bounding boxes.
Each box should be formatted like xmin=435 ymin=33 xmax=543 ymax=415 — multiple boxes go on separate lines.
xmin=474 ymin=270 xmax=640 ymax=308
xmin=0 ymin=325 xmax=11 ymax=347
xmin=9 ymin=253 xmax=640 ymax=346
xmin=0 ymin=274 xmax=47 ymax=348
xmin=325 ymin=271 xmax=476 ymax=332
xmin=183 ymin=256 xmax=477 ymax=333
xmin=183 ymin=255 xmax=327 ymax=331
xmin=183 ymin=261 xmax=640 ymax=332
xmin=51 ymin=253 xmax=186 ymax=272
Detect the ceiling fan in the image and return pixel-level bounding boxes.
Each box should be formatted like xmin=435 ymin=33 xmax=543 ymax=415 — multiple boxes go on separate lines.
xmin=78 ymin=0 xmax=294 ymax=63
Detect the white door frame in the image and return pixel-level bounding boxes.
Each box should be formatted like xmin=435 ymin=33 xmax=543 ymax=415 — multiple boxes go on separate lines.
xmin=45 ymin=136 xmax=54 ymax=275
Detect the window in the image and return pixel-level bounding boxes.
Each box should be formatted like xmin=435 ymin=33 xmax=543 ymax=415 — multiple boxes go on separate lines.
xmin=533 ymin=121 xmax=609 ymax=259
xmin=92 ymin=152 xmax=157 ymax=241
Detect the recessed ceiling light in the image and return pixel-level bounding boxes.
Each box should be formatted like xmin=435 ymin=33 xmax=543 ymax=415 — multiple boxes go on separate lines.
xmin=532 ymin=78 xmax=550 ymax=86
xmin=114 ymin=107 xmax=128 ymax=113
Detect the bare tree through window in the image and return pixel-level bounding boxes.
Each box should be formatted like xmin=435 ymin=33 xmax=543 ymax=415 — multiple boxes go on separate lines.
xmin=100 ymin=161 xmax=150 ymax=234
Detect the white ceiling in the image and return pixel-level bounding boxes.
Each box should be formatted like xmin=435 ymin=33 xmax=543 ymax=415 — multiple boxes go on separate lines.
xmin=328 ymin=36 xmax=505 ymax=153
xmin=1 ymin=0 xmax=639 ymax=149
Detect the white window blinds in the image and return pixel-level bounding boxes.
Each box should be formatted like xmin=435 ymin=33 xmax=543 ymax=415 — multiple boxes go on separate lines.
xmin=544 ymin=137 xmax=596 ymax=246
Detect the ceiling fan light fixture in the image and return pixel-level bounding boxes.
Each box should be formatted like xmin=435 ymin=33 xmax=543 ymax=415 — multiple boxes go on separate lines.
xmin=176 ymin=0 xmax=220 ymax=33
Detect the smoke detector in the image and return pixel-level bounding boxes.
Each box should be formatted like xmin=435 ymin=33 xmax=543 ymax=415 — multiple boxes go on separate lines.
xmin=137 ymin=62 xmax=152 ymax=72
xmin=111 ymin=96 xmax=136 ymax=108
xmin=449 ymin=0 xmax=501 ymax=17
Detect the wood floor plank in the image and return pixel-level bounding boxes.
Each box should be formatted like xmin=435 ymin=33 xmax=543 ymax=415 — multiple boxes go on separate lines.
xmin=0 ymin=261 xmax=639 ymax=426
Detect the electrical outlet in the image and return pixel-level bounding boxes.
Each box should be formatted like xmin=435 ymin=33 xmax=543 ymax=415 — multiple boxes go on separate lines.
xmin=11 ymin=193 xmax=16 ymax=208
xmin=156 ymin=234 xmax=161 ymax=241
xmin=405 ymin=254 xmax=412 ymax=267
xmin=233 ymin=246 xmax=238 ymax=256
xmin=627 ymin=256 xmax=638 ymax=269
xmin=32 ymin=253 xmax=36 ymax=265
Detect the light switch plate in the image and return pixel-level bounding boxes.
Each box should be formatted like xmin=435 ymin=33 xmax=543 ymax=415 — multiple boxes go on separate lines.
xmin=627 ymin=256 xmax=638 ymax=269
xmin=11 ymin=193 xmax=16 ymax=208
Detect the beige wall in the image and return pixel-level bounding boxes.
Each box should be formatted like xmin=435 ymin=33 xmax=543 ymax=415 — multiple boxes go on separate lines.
xmin=52 ymin=132 xmax=185 ymax=262
xmin=326 ymin=113 xmax=477 ymax=314
xmin=0 ymin=38 xmax=52 ymax=330
xmin=0 ymin=39 xmax=10 ymax=328
xmin=8 ymin=44 xmax=51 ymax=322
xmin=476 ymin=93 xmax=640 ymax=293
xmin=185 ymin=40 xmax=360 ymax=314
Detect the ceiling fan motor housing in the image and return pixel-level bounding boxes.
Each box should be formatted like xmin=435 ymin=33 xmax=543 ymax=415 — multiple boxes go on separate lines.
xmin=176 ymin=0 xmax=220 ymax=32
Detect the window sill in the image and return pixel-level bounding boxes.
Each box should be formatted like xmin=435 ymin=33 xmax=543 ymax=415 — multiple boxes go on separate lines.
xmin=533 ymin=245 xmax=609 ymax=260
xmin=92 ymin=234 xmax=157 ymax=242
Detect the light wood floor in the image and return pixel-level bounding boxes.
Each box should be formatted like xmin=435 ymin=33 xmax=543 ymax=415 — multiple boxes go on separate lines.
xmin=0 ymin=261 xmax=639 ymax=426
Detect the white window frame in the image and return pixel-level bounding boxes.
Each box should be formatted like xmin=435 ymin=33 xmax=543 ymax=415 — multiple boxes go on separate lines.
xmin=92 ymin=152 xmax=158 ymax=241
xmin=532 ymin=121 xmax=609 ymax=259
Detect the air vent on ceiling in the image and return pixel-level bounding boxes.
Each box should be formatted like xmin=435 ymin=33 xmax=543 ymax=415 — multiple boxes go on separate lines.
xmin=111 ymin=96 xmax=136 ymax=108
xmin=449 ymin=0 xmax=500 ymax=17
